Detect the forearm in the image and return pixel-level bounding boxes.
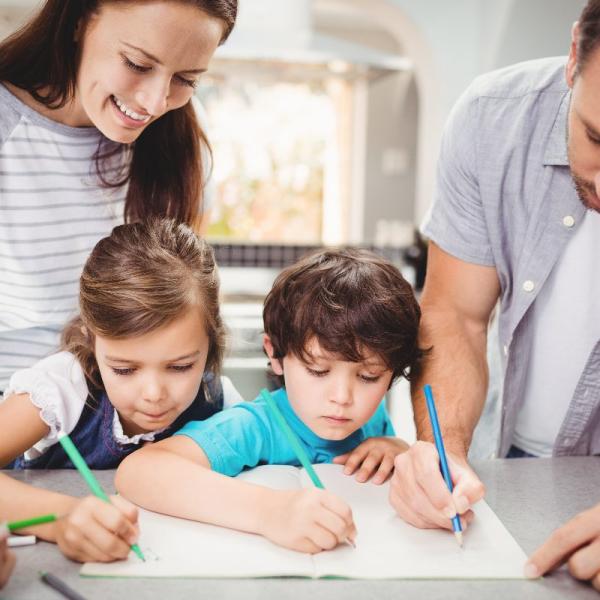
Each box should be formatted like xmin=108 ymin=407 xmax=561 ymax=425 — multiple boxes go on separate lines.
xmin=0 ymin=474 xmax=77 ymax=541
xmin=115 ymin=449 xmax=276 ymax=535
xmin=411 ymin=304 xmax=489 ymax=458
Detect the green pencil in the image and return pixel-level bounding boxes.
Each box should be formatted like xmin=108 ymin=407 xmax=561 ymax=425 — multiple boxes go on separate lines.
xmin=260 ymin=388 xmax=324 ymax=489
xmin=1 ymin=513 xmax=57 ymax=535
xmin=260 ymin=388 xmax=356 ymax=548
xmin=57 ymin=431 xmax=145 ymax=561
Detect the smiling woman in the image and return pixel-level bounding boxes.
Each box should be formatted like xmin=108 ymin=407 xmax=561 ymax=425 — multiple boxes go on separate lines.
xmin=0 ymin=0 xmax=237 ymax=391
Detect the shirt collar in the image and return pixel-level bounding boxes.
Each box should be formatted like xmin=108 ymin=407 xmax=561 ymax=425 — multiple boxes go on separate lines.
xmin=543 ymin=90 xmax=571 ymax=166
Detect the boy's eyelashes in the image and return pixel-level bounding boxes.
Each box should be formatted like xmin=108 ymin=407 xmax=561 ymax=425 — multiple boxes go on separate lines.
xmin=110 ymin=363 xmax=195 ymax=376
xmin=304 ymin=365 xmax=382 ymax=383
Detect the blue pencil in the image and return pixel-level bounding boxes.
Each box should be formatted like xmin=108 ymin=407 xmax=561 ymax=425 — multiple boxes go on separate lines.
xmin=423 ymin=384 xmax=463 ymax=547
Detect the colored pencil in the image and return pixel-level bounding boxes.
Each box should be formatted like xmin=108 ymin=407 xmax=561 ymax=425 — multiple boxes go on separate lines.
xmin=5 ymin=513 xmax=57 ymax=532
xmin=40 ymin=571 xmax=88 ymax=600
xmin=57 ymin=431 xmax=145 ymax=561
xmin=423 ymin=384 xmax=463 ymax=547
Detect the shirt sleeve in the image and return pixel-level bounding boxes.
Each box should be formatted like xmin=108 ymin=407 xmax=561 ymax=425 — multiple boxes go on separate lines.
xmin=421 ymin=84 xmax=495 ymax=266
xmin=174 ymin=402 xmax=274 ymax=476
xmin=191 ymin=95 xmax=215 ymax=214
xmin=3 ymin=351 xmax=88 ymax=455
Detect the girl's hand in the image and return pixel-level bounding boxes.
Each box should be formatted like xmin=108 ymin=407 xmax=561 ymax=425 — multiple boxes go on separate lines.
xmin=0 ymin=531 xmax=16 ymax=588
xmin=259 ymin=488 xmax=356 ymax=554
xmin=54 ymin=495 xmax=139 ymax=563
xmin=333 ymin=437 xmax=409 ymax=484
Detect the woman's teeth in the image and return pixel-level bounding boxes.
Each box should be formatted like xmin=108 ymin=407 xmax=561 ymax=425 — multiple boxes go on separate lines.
xmin=112 ymin=96 xmax=150 ymax=122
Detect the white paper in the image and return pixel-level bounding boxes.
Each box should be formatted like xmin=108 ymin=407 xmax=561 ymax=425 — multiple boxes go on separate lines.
xmin=81 ymin=464 xmax=527 ymax=579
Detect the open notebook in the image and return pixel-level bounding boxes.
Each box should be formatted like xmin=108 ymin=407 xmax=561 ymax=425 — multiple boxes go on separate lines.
xmin=81 ymin=464 xmax=528 ymax=579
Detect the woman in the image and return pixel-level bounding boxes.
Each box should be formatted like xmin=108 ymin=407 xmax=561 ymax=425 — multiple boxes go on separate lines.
xmin=0 ymin=0 xmax=237 ymax=390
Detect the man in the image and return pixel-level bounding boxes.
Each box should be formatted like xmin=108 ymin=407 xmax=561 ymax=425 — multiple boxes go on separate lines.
xmin=390 ymin=0 xmax=600 ymax=590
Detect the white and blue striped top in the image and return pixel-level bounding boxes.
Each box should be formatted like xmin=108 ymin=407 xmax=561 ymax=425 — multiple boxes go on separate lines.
xmin=0 ymin=84 xmax=129 ymax=391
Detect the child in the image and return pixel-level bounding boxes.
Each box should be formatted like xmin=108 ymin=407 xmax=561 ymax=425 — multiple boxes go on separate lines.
xmin=0 ymin=219 xmax=237 ymax=562
xmin=117 ymin=248 xmax=423 ymax=554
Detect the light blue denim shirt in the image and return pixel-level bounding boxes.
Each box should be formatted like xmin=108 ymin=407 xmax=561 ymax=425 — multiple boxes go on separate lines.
xmin=422 ymin=57 xmax=599 ymax=458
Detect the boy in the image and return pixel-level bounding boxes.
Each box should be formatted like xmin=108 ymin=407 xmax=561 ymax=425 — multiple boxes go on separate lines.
xmin=116 ymin=248 xmax=423 ymax=554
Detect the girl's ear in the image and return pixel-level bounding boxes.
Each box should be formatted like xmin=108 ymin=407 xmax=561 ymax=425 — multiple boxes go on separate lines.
xmin=263 ymin=334 xmax=284 ymax=375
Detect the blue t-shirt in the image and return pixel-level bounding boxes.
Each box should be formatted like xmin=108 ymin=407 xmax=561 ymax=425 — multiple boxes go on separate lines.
xmin=175 ymin=387 xmax=395 ymax=476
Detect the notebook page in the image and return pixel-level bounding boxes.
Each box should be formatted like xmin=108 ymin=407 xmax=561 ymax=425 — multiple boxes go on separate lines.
xmin=305 ymin=464 xmax=528 ymax=579
xmin=81 ymin=465 xmax=313 ymax=578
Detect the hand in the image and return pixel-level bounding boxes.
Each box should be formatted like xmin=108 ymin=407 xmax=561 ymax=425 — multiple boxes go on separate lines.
xmin=0 ymin=530 xmax=16 ymax=588
xmin=54 ymin=495 xmax=139 ymax=563
xmin=333 ymin=437 xmax=409 ymax=484
xmin=259 ymin=488 xmax=356 ymax=554
xmin=525 ymin=502 xmax=600 ymax=590
xmin=389 ymin=440 xmax=485 ymax=530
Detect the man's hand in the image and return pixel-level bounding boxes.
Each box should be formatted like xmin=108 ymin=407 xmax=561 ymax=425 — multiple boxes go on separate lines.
xmin=389 ymin=440 xmax=485 ymax=529
xmin=526 ymin=502 xmax=600 ymax=590
xmin=333 ymin=437 xmax=409 ymax=485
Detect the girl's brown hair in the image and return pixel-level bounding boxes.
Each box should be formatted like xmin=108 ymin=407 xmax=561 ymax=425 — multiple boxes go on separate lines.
xmin=0 ymin=0 xmax=237 ymax=225
xmin=263 ymin=248 xmax=425 ymax=387
xmin=61 ymin=219 xmax=225 ymax=388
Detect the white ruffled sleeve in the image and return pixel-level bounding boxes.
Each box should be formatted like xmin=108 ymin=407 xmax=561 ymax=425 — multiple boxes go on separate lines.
xmin=4 ymin=351 xmax=88 ymax=458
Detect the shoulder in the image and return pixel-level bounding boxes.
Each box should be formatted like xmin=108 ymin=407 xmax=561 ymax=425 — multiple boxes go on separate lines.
xmin=468 ymin=57 xmax=568 ymax=101
xmin=4 ymin=351 xmax=89 ymax=449
xmin=0 ymin=83 xmax=24 ymax=147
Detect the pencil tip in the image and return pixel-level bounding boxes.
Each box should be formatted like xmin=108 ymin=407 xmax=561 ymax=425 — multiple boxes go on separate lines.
xmin=455 ymin=531 xmax=463 ymax=548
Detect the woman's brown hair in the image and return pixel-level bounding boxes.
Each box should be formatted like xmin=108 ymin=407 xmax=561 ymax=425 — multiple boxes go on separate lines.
xmin=61 ymin=219 xmax=225 ymax=389
xmin=263 ymin=248 xmax=425 ymax=388
xmin=0 ymin=0 xmax=237 ymax=225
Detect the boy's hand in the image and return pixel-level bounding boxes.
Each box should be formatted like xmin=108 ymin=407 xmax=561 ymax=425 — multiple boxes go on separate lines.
xmin=54 ymin=495 xmax=139 ymax=563
xmin=0 ymin=530 xmax=16 ymax=588
xmin=333 ymin=437 xmax=409 ymax=484
xmin=259 ymin=488 xmax=356 ymax=554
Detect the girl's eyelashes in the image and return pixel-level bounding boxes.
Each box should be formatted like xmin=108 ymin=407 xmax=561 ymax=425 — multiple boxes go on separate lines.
xmin=110 ymin=363 xmax=194 ymax=376
xmin=169 ymin=363 xmax=194 ymax=372
xmin=112 ymin=367 xmax=136 ymax=376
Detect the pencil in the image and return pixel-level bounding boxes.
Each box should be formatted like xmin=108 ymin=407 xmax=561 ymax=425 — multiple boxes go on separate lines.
xmin=4 ymin=513 xmax=57 ymax=533
xmin=57 ymin=431 xmax=145 ymax=561
xmin=260 ymin=388 xmax=356 ymax=548
xmin=423 ymin=384 xmax=464 ymax=547
xmin=40 ymin=571 xmax=88 ymax=600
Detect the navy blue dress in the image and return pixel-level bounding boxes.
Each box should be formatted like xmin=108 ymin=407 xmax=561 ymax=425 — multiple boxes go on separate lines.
xmin=9 ymin=372 xmax=223 ymax=469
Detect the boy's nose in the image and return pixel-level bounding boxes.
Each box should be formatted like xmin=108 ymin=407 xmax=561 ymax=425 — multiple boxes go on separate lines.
xmin=329 ymin=378 xmax=353 ymax=405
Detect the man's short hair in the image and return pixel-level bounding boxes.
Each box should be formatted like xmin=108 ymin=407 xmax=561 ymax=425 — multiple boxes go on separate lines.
xmin=578 ymin=0 xmax=600 ymax=72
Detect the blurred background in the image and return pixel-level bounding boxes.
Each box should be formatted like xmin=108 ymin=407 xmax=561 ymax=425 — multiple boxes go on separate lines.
xmin=0 ymin=0 xmax=586 ymax=442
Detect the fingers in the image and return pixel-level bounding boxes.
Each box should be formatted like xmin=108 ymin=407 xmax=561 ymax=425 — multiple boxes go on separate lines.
xmin=56 ymin=495 xmax=139 ymax=563
xmin=566 ymin=538 xmax=600 ymax=582
xmin=0 ymin=535 xmax=15 ymax=589
xmin=527 ymin=505 xmax=600 ymax=578
xmin=371 ymin=454 xmax=395 ymax=485
xmin=317 ymin=492 xmax=356 ymax=547
xmin=389 ymin=442 xmax=483 ymax=530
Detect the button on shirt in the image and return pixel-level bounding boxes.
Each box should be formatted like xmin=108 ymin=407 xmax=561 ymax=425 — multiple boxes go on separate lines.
xmin=422 ymin=57 xmax=599 ymax=458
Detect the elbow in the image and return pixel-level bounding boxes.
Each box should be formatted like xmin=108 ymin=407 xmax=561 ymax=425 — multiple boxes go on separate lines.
xmin=115 ymin=450 xmax=145 ymax=500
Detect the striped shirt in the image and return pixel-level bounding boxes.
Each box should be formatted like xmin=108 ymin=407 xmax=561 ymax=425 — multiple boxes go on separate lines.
xmin=0 ymin=83 xmax=130 ymax=390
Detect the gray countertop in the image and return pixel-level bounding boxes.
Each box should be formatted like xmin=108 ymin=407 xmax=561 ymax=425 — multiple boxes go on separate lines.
xmin=2 ymin=457 xmax=599 ymax=600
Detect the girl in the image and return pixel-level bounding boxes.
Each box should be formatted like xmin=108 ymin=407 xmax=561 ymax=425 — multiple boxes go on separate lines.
xmin=0 ymin=0 xmax=237 ymax=390
xmin=117 ymin=248 xmax=424 ymax=554
xmin=0 ymin=219 xmax=239 ymax=562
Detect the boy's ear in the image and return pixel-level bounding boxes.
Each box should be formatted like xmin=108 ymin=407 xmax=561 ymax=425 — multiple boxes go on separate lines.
xmin=263 ymin=334 xmax=284 ymax=375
